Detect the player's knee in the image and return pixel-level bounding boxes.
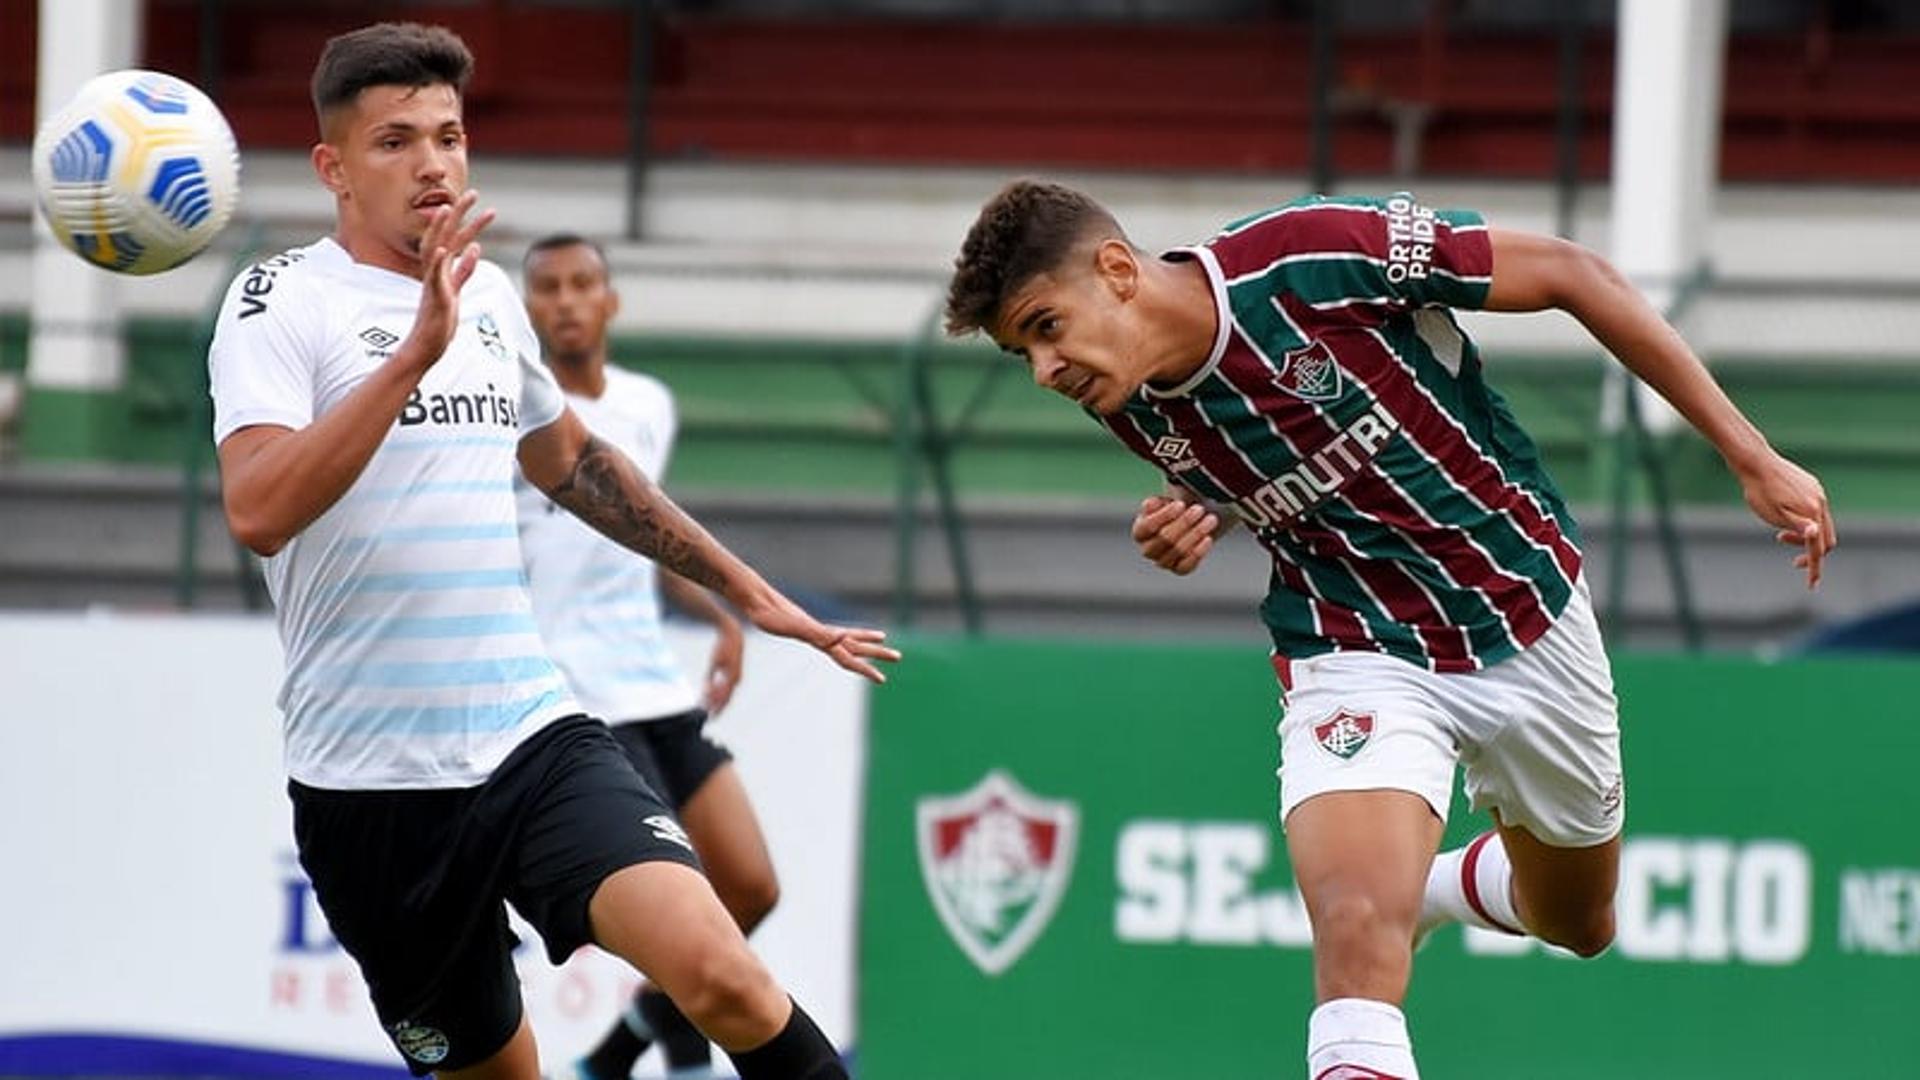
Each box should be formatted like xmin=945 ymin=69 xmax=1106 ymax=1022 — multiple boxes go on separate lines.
xmin=712 ymin=867 xmax=779 ymax=932
xmin=737 ymin=872 xmax=779 ymax=930
xmin=674 ymin=946 xmax=783 ymax=1029
xmin=1540 ymin=905 xmax=1615 ymax=958
xmin=1312 ymin=890 xmax=1414 ymax=958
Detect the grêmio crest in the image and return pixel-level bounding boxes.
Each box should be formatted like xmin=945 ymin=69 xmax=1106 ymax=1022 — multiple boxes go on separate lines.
xmin=916 ymin=770 xmax=1079 ymax=976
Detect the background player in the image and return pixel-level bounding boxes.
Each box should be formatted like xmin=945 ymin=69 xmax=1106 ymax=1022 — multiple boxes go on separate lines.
xmin=209 ymin=22 xmax=892 ymax=1079
xmin=514 ymin=233 xmax=781 ymax=1080
xmin=945 ymin=179 xmax=1833 ymax=1078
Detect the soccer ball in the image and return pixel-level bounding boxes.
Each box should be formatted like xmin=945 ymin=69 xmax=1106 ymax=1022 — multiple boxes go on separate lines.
xmin=31 ymin=69 xmax=240 ymax=275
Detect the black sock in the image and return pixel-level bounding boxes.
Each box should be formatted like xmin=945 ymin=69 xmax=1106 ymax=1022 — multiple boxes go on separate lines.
xmin=639 ymin=986 xmax=711 ymax=1071
xmin=727 ymin=999 xmax=846 ymax=1080
xmin=581 ymin=991 xmax=654 ymax=1080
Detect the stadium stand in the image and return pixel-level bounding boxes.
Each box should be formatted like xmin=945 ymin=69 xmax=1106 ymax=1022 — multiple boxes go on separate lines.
xmin=3 ymin=1 xmax=1917 ymax=650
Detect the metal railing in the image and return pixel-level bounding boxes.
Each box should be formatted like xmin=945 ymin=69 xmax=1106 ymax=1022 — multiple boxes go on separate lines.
xmin=174 ymin=222 xmax=267 ymax=611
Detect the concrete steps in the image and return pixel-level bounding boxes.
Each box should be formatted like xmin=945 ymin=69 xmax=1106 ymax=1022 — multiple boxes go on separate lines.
xmin=3 ymin=462 xmax=1911 ymax=654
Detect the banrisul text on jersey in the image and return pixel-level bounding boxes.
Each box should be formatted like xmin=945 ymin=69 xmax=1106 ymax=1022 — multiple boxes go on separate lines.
xmin=1099 ymin=193 xmax=1585 ymax=673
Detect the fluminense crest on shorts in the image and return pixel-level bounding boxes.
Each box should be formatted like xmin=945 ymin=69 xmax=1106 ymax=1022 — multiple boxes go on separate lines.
xmin=1275 ymin=339 xmax=1343 ymax=402
xmin=1313 ymin=708 xmax=1375 ymax=759
xmin=916 ymin=769 xmax=1078 ymax=976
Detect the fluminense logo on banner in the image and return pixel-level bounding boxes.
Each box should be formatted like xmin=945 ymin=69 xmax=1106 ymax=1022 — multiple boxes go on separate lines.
xmin=916 ymin=769 xmax=1079 ymax=976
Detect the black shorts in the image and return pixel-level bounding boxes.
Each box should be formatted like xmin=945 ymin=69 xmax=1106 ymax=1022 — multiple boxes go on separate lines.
xmin=289 ymin=715 xmax=703 ymax=1075
xmin=610 ymin=707 xmax=734 ymax=809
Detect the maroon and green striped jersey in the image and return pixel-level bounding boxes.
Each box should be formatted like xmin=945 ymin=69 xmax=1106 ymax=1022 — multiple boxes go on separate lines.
xmin=1099 ymin=193 xmax=1584 ymax=672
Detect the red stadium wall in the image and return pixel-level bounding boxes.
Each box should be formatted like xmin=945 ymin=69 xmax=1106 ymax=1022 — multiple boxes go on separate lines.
xmin=4 ymin=2 xmax=1919 ymax=182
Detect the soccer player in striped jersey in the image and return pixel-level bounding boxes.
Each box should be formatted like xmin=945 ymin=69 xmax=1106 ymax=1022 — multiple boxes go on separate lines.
xmin=946 ymin=180 xmax=1834 ymax=1079
xmin=513 ymin=234 xmax=780 ymax=1080
xmin=210 ymin=22 xmax=892 ymax=1080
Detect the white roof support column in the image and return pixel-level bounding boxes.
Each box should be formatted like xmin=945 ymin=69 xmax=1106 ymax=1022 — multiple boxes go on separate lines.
xmin=1607 ymin=0 xmax=1728 ymax=432
xmin=27 ymin=0 xmax=143 ymax=401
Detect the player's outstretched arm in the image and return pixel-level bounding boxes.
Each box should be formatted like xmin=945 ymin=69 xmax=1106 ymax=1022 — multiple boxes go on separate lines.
xmin=1484 ymin=228 xmax=1837 ymax=587
xmin=519 ymin=409 xmax=899 ymax=682
xmin=660 ymin=568 xmax=746 ymax=713
xmin=218 ymin=197 xmax=494 ymax=556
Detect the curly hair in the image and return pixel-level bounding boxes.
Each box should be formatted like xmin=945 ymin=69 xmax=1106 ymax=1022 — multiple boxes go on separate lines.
xmin=944 ymin=180 xmax=1126 ymax=338
xmin=311 ymin=22 xmax=473 ymax=133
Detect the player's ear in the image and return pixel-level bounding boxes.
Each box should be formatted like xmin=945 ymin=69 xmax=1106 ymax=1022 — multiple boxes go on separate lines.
xmin=604 ymin=283 xmax=621 ymax=322
xmin=1093 ymin=238 xmax=1139 ymax=301
xmin=311 ymin=142 xmax=347 ymax=197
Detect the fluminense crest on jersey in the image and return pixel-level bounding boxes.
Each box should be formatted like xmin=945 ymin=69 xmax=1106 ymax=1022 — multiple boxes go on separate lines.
xmin=1313 ymin=708 xmax=1375 ymax=760
xmin=917 ymin=769 xmax=1078 ymax=976
xmin=1274 ymin=339 xmax=1343 ymax=401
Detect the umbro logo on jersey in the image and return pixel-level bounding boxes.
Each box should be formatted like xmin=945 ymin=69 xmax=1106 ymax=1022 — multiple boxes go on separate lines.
xmin=1275 ymin=340 xmax=1343 ymax=402
xmin=1313 ymin=708 xmax=1375 ymax=759
xmin=1601 ymin=776 xmax=1624 ymax=818
xmin=1151 ymin=436 xmax=1202 ymax=474
xmin=359 ymin=326 xmax=400 ymax=356
xmin=644 ymin=814 xmax=695 ymax=852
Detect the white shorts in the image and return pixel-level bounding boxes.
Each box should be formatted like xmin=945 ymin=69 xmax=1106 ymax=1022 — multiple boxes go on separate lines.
xmin=1274 ymin=578 xmax=1624 ymax=848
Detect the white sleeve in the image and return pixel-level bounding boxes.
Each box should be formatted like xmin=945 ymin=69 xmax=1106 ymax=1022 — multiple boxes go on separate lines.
xmin=499 ymin=271 xmax=565 ymax=436
xmin=207 ymin=256 xmax=321 ymax=445
xmin=517 ymin=346 xmax=566 ymax=436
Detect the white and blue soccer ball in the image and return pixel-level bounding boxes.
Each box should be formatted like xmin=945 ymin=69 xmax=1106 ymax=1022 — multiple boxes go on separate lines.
xmin=31 ymin=69 xmax=240 ymax=275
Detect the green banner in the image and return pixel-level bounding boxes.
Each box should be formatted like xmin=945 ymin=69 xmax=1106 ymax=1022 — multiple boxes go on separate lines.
xmin=861 ymin=640 xmax=1920 ymax=1078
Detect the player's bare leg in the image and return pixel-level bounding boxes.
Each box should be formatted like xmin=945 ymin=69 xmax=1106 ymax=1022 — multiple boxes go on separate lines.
xmin=1494 ymin=811 xmax=1619 ymax=956
xmin=1418 ymin=811 xmax=1618 ymax=959
xmin=590 ymin=862 xmax=784 ymax=1047
xmin=683 ymin=763 xmax=780 ymax=928
xmin=1286 ymin=789 xmax=1444 ymax=1079
xmin=439 ymin=1014 xmax=539 ymax=1080
xmin=595 ymin=765 xmax=781 ymax=1076
xmin=589 ymin=861 xmax=843 ymax=1078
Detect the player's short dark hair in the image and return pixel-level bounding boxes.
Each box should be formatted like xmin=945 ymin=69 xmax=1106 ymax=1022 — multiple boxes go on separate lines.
xmin=945 ymin=179 xmax=1127 ymax=337
xmin=522 ymin=233 xmax=611 ymax=283
xmin=311 ymin=22 xmax=474 ymax=131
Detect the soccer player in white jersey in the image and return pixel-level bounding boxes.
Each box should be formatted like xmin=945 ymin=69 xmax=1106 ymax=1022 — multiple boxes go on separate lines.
xmin=511 ymin=234 xmax=778 ymax=1080
xmin=207 ymin=23 xmax=893 ymax=1080
xmin=946 ymin=180 xmax=1835 ymax=1079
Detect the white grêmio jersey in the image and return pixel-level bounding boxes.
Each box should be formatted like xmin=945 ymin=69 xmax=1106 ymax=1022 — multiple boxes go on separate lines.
xmin=514 ymin=366 xmax=700 ymax=723
xmin=208 ymin=237 xmax=581 ymax=790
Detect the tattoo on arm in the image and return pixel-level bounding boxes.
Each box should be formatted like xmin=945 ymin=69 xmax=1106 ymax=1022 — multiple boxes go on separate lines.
xmin=547 ymin=434 xmax=728 ymax=591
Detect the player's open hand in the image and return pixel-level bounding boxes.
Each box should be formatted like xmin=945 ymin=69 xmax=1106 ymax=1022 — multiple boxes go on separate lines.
xmin=1736 ymin=450 xmax=1836 ymax=589
xmin=742 ymin=591 xmax=900 ymax=684
xmin=1132 ymin=494 xmax=1221 ymax=575
xmin=401 ymin=188 xmax=496 ymax=370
